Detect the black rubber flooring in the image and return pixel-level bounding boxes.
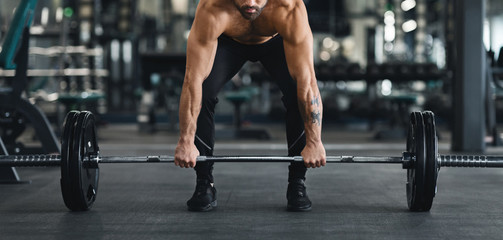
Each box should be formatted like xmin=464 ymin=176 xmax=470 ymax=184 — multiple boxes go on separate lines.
xmin=2 ymin=124 xmax=503 ymax=239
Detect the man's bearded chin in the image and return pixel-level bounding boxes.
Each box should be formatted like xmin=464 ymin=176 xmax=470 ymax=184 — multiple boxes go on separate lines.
xmin=239 ymin=5 xmax=264 ymax=20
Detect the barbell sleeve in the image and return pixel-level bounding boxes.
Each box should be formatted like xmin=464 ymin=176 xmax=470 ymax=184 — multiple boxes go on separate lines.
xmin=438 ymin=155 xmax=503 ymax=168
xmin=0 ymin=155 xmax=61 ymax=167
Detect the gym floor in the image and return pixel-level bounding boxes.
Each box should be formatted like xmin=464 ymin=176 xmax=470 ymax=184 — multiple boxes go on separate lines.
xmin=2 ymin=123 xmax=503 ymax=240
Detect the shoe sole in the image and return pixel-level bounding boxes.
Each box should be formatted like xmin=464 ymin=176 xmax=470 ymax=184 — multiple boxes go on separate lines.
xmin=287 ymin=205 xmax=312 ymax=212
xmin=188 ymin=200 xmax=217 ymax=212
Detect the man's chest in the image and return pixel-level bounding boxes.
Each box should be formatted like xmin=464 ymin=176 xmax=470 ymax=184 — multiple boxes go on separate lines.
xmin=223 ymin=15 xmax=278 ymax=43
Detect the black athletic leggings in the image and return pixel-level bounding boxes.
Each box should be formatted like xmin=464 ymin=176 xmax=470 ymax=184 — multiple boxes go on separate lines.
xmin=194 ymin=34 xmax=307 ymax=182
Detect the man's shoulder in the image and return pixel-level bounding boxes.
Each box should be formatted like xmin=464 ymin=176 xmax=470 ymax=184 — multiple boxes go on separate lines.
xmin=268 ymin=0 xmax=310 ymax=43
xmin=195 ymin=0 xmax=232 ymax=23
xmin=266 ymin=0 xmax=307 ymax=23
xmin=267 ymin=0 xmax=308 ymax=21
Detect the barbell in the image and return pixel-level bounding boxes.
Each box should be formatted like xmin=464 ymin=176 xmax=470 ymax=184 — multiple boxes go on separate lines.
xmin=1 ymin=110 xmax=503 ymax=212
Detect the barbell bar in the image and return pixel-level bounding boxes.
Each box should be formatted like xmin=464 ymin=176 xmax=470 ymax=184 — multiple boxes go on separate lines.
xmin=1 ymin=110 xmax=503 ymax=212
xmin=2 ymin=153 xmax=503 ymax=167
xmin=0 ymin=155 xmax=405 ymax=166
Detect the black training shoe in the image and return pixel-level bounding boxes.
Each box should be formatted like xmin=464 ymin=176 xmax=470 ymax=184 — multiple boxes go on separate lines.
xmin=286 ymin=179 xmax=312 ymax=212
xmin=187 ymin=179 xmax=217 ymax=212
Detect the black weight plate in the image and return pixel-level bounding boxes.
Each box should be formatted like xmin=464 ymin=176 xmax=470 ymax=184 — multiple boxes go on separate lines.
xmin=69 ymin=111 xmax=100 ymax=211
xmin=422 ymin=111 xmax=439 ymax=211
xmin=406 ymin=112 xmax=427 ymax=211
xmin=60 ymin=111 xmax=80 ymax=211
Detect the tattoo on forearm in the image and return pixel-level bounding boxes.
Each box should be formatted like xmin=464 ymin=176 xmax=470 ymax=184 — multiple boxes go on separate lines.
xmin=311 ymin=96 xmax=320 ymax=107
xmin=310 ymin=96 xmax=321 ymax=126
xmin=311 ymin=111 xmax=321 ymax=126
xmin=299 ymin=95 xmax=322 ymax=126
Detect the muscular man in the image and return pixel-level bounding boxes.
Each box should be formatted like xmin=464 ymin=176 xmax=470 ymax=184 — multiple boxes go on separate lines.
xmin=174 ymin=0 xmax=326 ymax=212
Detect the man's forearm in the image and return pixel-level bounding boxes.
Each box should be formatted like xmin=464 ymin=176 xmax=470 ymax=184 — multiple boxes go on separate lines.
xmin=297 ymin=81 xmax=323 ymax=144
xmin=178 ymin=82 xmax=203 ymax=144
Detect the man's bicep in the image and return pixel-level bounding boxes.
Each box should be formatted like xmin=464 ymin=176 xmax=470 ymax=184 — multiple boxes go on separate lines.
xmin=185 ymin=35 xmax=218 ymax=83
xmin=283 ymin=37 xmax=315 ymax=81
xmin=184 ymin=3 xmax=223 ymax=83
xmin=277 ymin=3 xmax=315 ymax=80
